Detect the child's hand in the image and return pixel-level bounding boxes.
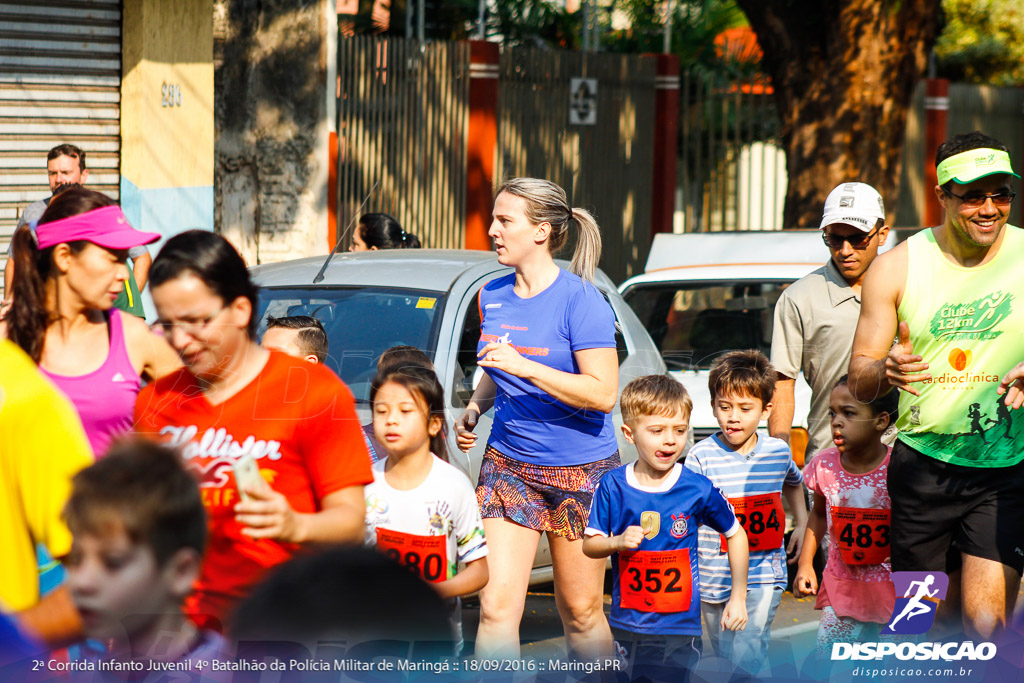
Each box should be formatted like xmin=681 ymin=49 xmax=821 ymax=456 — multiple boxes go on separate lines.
xmin=793 ymin=563 xmax=818 ymax=598
xmin=616 ymin=526 xmax=644 ymax=551
xmin=787 ymin=521 xmax=806 ymax=564
xmin=721 ymin=595 xmax=748 ymax=631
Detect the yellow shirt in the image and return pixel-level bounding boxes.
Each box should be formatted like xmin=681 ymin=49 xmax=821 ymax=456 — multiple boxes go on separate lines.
xmin=0 ymin=340 xmax=93 ymax=612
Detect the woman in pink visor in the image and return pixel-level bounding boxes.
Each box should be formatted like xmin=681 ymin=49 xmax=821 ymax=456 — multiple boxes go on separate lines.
xmin=3 ymin=187 xmax=180 ymax=456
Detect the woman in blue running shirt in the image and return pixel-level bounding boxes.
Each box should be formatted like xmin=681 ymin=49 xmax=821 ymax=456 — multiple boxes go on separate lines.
xmin=455 ymin=178 xmax=619 ymax=660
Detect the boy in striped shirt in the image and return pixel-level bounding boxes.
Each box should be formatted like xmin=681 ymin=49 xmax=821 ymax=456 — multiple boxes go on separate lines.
xmin=684 ymin=350 xmax=806 ymax=678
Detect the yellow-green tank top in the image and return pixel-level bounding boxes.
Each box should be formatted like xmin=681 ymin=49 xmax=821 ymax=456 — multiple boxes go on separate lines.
xmin=896 ymin=226 xmax=1024 ymax=467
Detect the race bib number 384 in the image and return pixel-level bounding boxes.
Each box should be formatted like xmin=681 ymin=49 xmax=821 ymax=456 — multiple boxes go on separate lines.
xmin=375 ymin=528 xmax=448 ymax=583
xmin=618 ymin=549 xmax=692 ymax=613
xmin=720 ymin=492 xmax=784 ymax=552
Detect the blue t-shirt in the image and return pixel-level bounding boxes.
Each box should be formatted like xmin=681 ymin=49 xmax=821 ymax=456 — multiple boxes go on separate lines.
xmin=684 ymin=433 xmax=802 ymax=602
xmin=585 ymin=463 xmax=739 ymax=636
xmin=478 ymin=269 xmax=617 ymax=465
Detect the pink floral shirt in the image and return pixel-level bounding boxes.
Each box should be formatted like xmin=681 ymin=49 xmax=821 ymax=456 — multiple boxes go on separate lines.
xmin=803 ymin=446 xmax=894 ymax=623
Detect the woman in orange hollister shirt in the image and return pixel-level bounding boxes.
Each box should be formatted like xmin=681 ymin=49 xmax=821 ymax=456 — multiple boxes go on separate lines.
xmin=134 ymin=231 xmax=372 ymax=629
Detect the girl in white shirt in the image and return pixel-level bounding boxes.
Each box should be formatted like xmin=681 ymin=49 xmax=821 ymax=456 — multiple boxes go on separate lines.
xmin=364 ymin=363 xmax=489 ymax=652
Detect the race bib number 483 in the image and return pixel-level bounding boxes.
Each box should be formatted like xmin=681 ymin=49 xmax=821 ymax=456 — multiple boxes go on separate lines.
xmin=832 ymin=506 xmax=890 ymax=565
xmin=375 ymin=528 xmax=448 ymax=583
xmin=618 ymin=549 xmax=692 ymax=613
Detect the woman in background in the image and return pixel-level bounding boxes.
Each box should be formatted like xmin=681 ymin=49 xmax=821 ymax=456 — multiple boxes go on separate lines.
xmin=350 ymin=213 xmax=422 ymax=251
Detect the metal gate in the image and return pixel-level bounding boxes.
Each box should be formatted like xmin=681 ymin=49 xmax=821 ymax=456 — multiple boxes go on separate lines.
xmin=335 ymin=36 xmax=470 ymax=250
xmin=496 ymin=47 xmax=657 ymax=282
xmin=0 ymin=0 xmax=122 ymax=295
xmin=678 ymin=68 xmax=785 ymax=232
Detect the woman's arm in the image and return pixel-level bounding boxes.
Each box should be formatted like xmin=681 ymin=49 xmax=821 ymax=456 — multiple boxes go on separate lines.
xmin=477 ymin=344 xmax=618 ymax=413
xmin=122 ymin=314 xmax=182 ymax=381
xmin=465 ymin=372 xmax=497 ymax=415
xmin=455 ymin=373 xmax=497 ymax=452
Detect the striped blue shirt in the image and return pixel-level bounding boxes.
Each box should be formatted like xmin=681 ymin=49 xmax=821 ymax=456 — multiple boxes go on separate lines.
xmin=683 ymin=433 xmax=802 ymax=602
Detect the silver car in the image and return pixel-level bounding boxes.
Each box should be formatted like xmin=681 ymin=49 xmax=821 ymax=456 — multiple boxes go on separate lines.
xmin=250 ymin=249 xmax=667 ymax=581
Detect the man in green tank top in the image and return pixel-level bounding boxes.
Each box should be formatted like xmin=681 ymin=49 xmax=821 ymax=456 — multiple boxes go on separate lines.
xmin=849 ymin=132 xmax=1022 ymax=641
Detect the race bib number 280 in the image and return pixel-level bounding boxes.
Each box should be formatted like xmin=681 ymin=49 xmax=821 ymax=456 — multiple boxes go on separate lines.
xmin=618 ymin=549 xmax=692 ymax=613
xmin=375 ymin=528 xmax=448 ymax=583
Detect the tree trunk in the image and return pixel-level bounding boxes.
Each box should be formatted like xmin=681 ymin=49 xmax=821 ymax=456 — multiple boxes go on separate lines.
xmin=735 ymin=0 xmax=943 ymax=228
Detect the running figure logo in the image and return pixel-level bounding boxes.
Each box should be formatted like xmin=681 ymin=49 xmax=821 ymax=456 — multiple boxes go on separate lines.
xmin=883 ymin=571 xmax=949 ymax=634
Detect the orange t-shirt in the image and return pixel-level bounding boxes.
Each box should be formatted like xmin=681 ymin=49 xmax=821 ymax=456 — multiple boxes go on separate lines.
xmin=134 ymin=351 xmax=372 ymax=627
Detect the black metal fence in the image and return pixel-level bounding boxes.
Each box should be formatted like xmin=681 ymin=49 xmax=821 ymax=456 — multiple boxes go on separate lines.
xmin=678 ymin=68 xmax=785 ymax=232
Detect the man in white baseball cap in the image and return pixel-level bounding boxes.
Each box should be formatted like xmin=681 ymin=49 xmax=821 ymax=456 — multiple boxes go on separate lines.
xmin=769 ymin=182 xmax=890 ymax=461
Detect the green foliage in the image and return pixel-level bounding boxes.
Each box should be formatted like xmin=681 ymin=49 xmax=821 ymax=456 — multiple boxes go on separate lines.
xmin=935 ymin=0 xmax=1024 ymax=85
xmin=483 ymin=0 xmax=580 ymax=48
xmin=604 ymin=0 xmax=750 ymax=73
xmin=345 ymin=0 xmax=759 ymax=79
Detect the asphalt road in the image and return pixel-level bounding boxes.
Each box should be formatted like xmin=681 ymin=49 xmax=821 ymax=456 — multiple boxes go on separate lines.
xmin=461 ymin=581 xmax=821 ymax=679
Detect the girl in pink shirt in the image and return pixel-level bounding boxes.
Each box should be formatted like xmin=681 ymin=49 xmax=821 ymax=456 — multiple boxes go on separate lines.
xmin=794 ymin=375 xmax=899 ymax=653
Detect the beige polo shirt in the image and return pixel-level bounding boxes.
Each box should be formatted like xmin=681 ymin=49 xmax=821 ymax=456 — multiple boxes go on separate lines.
xmin=770 ymin=260 xmax=860 ymax=459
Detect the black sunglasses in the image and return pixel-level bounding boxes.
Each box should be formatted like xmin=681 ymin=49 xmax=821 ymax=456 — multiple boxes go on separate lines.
xmin=944 ymin=189 xmax=1015 ymax=208
xmin=821 ymin=226 xmax=880 ymax=250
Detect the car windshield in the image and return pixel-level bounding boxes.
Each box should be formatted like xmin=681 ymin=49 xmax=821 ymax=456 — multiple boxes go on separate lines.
xmin=255 ymin=286 xmax=446 ymax=402
xmin=623 ymin=281 xmax=790 ymax=371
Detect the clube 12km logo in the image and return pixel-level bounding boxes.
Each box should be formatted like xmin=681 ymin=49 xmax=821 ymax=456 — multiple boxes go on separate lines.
xmin=831 ymin=572 xmax=996 ymax=662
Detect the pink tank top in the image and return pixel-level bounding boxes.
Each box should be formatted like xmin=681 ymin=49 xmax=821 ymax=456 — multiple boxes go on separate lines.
xmin=42 ymin=308 xmax=141 ymax=457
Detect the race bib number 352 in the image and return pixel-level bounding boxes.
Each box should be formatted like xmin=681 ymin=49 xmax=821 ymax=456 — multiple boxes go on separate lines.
xmin=375 ymin=528 xmax=448 ymax=583
xmin=618 ymin=549 xmax=692 ymax=613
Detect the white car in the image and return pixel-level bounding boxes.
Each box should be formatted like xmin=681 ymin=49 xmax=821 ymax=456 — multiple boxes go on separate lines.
xmin=618 ymin=231 xmax=837 ymax=467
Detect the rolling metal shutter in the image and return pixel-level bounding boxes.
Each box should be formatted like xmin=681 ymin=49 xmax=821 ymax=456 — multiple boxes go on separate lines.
xmin=0 ymin=0 xmax=121 ymax=295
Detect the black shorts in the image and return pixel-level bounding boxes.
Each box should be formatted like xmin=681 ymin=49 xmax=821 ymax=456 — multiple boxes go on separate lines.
xmin=888 ymin=438 xmax=1024 ymax=574
xmin=612 ymin=628 xmax=701 ymax=683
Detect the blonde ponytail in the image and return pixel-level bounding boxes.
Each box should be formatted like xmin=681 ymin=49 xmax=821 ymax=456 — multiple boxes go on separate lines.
xmin=568 ymin=207 xmax=601 ymax=283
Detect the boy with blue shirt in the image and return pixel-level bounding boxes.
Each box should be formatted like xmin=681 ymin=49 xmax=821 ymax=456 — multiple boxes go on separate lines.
xmin=685 ymin=350 xmax=806 ymax=679
xmin=584 ymin=375 xmax=748 ymax=683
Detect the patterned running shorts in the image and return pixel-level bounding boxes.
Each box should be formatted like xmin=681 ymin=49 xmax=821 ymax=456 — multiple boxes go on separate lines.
xmin=475 ymin=445 xmax=620 ymax=540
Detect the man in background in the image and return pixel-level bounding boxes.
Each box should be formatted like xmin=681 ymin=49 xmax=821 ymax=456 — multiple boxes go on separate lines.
xmin=4 ymin=144 xmax=152 ymax=315
xmin=770 ymin=182 xmax=890 ymax=459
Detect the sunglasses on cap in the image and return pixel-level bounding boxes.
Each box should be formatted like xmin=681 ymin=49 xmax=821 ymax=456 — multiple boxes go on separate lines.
xmin=944 ymin=189 xmax=1015 ymax=208
xmin=821 ymin=225 xmax=881 ymax=250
